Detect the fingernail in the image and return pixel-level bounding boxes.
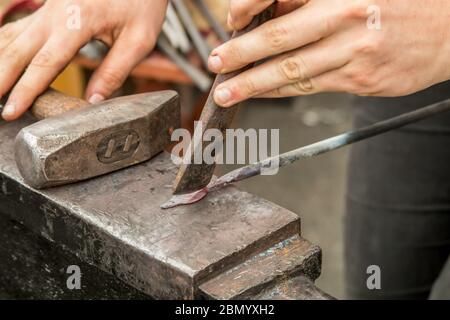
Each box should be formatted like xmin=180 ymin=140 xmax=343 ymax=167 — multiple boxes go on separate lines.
xmin=214 ymin=87 xmax=232 ymax=106
xmin=208 ymin=55 xmax=223 ymax=73
xmin=88 ymin=93 xmax=105 ymax=104
xmin=2 ymin=104 xmax=16 ymax=120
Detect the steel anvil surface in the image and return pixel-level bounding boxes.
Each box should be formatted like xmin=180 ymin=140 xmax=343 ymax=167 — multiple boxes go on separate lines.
xmin=0 ymin=116 xmax=328 ymax=300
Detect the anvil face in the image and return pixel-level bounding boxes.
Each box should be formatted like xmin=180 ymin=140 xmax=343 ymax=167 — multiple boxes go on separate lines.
xmin=0 ymin=116 xmax=303 ymax=299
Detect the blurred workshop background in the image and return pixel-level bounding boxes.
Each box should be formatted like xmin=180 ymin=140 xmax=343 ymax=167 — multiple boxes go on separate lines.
xmin=0 ymin=0 xmax=355 ymax=299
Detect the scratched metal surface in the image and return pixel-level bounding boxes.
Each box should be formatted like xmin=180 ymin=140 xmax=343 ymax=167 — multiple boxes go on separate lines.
xmin=254 ymin=275 xmax=335 ymax=300
xmin=0 ymin=116 xmax=300 ymax=299
xmin=199 ymin=235 xmax=322 ymax=300
xmin=0 ymin=214 xmax=149 ymax=299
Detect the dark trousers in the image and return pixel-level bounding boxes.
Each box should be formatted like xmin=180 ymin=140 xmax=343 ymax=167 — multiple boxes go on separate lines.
xmin=345 ymin=82 xmax=450 ymax=299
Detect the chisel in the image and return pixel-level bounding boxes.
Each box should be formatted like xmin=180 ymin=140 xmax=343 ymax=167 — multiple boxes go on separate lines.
xmin=172 ymin=5 xmax=276 ymax=194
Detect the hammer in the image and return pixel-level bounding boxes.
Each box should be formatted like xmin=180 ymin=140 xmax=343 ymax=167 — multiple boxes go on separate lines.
xmin=4 ymin=89 xmax=180 ymax=189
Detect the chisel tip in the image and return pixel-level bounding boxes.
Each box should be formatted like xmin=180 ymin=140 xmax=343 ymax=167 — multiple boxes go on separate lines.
xmin=161 ymin=188 xmax=209 ymax=210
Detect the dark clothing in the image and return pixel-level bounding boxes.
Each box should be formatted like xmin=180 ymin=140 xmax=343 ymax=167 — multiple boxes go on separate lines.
xmin=345 ymin=81 xmax=450 ymax=299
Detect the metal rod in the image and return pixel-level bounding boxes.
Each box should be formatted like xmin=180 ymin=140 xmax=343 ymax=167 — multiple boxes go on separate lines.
xmin=171 ymin=0 xmax=212 ymax=68
xmin=162 ymin=98 xmax=450 ymax=209
xmin=157 ymin=35 xmax=212 ymax=92
xmin=193 ymin=0 xmax=230 ymax=42
xmin=219 ymin=98 xmax=450 ymax=185
xmin=165 ymin=2 xmax=192 ymax=53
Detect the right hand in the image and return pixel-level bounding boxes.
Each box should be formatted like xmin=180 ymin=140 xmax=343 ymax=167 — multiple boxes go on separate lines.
xmin=0 ymin=0 xmax=168 ymax=121
xmin=209 ymin=0 xmax=450 ymax=107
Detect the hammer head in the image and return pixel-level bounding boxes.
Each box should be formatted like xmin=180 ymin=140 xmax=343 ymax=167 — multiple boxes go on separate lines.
xmin=15 ymin=91 xmax=180 ymax=189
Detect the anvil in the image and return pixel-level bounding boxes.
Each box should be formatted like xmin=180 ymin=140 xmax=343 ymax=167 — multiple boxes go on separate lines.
xmin=0 ymin=116 xmax=332 ymax=300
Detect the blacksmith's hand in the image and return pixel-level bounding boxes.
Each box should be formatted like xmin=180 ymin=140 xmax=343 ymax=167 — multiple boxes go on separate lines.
xmin=0 ymin=0 xmax=168 ymax=121
xmin=208 ymin=0 xmax=450 ymax=107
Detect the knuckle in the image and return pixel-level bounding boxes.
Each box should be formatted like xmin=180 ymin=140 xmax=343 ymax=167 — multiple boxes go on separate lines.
xmin=348 ymin=71 xmax=377 ymax=91
xmin=12 ymin=82 xmax=35 ymax=99
xmin=242 ymin=76 xmax=259 ymax=97
xmin=264 ymin=21 xmax=289 ymax=51
xmin=132 ymin=35 xmax=154 ymax=53
xmin=99 ymin=68 xmax=125 ymax=90
xmin=31 ymin=50 xmax=59 ymax=69
xmin=0 ymin=23 xmax=16 ymax=42
xmin=293 ymin=79 xmax=314 ymax=94
xmin=225 ymin=42 xmax=245 ymax=64
xmin=279 ymin=56 xmax=307 ymax=81
xmin=343 ymin=0 xmax=372 ymax=20
xmin=323 ymin=8 xmax=345 ymax=32
xmin=354 ymin=35 xmax=383 ymax=55
xmin=320 ymin=16 xmax=337 ymax=35
xmin=0 ymin=44 xmax=20 ymax=63
xmin=273 ymin=87 xmax=283 ymax=97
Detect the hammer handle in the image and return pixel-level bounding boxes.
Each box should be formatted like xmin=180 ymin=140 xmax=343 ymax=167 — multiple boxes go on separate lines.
xmin=31 ymin=89 xmax=90 ymax=120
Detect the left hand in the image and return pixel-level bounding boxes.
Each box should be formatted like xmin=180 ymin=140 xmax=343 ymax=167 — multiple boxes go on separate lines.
xmin=0 ymin=0 xmax=168 ymax=121
xmin=208 ymin=0 xmax=450 ymax=107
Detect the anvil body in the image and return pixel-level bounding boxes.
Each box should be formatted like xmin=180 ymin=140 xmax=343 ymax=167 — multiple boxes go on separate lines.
xmin=0 ymin=116 xmax=331 ymax=300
